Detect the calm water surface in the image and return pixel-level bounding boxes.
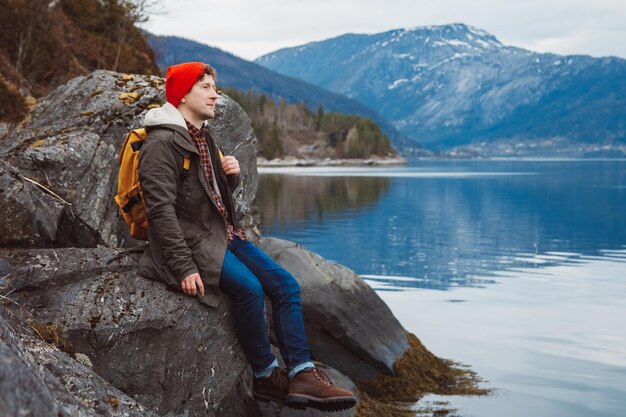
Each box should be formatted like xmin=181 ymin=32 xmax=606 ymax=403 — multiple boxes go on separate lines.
xmin=257 ymin=160 xmax=626 ymax=417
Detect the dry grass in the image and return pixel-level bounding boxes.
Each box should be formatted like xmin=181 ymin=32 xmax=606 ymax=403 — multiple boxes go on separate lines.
xmin=28 ymin=319 xmax=76 ymax=357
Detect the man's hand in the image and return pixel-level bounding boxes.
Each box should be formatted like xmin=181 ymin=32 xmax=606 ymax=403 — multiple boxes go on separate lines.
xmin=221 ymin=155 xmax=240 ymax=176
xmin=181 ymin=273 xmax=204 ymax=297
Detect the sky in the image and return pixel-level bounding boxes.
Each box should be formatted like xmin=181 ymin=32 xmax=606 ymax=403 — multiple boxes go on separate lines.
xmin=142 ymin=0 xmax=626 ymax=61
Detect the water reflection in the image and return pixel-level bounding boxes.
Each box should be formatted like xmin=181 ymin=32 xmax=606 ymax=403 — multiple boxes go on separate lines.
xmin=257 ymin=161 xmax=626 ymax=290
xmin=376 ymin=249 xmax=626 ymax=417
xmin=257 ymin=174 xmax=390 ymax=227
xmin=258 ymin=162 xmax=626 ymax=417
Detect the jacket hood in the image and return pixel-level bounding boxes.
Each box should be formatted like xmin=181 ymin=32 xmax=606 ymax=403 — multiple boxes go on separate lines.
xmin=144 ymin=102 xmax=187 ymax=129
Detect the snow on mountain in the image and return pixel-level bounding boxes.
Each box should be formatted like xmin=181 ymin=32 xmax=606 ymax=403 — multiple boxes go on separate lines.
xmin=256 ymin=23 xmax=626 ymax=153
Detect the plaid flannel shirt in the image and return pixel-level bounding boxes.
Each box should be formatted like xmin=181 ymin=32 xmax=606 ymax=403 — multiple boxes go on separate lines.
xmin=185 ymin=120 xmax=246 ymax=243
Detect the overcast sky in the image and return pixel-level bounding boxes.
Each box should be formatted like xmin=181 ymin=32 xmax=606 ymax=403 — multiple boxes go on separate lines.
xmin=142 ymin=0 xmax=626 ymax=61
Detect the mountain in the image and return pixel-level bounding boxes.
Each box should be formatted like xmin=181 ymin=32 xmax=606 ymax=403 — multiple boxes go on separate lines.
xmin=147 ymin=35 xmax=411 ymax=149
xmin=255 ymin=24 xmax=626 ymax=154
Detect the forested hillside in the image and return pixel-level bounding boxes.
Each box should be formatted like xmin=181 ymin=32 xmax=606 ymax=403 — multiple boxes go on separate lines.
xmin=0 ymin=0 xmax=158 ymax=124
xmin=224 ymin=88 xmax=395 ymax=160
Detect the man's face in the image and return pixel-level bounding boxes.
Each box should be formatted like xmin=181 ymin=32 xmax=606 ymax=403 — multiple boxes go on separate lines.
xmin=181 ymin=74 xmax=219 ymax=120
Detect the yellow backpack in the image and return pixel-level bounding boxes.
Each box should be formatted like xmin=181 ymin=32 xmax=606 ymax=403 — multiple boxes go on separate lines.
xmin=114 ymin=128 xmax=190 ymax=241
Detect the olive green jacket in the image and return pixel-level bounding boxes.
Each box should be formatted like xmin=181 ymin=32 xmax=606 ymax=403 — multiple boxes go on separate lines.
xmin=137 ymin=102 xmax=239 ymax=307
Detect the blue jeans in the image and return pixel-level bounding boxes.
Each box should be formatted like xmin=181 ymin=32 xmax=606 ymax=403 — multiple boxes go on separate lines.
xmin=219 ymin=236 xmax=313 ymax=378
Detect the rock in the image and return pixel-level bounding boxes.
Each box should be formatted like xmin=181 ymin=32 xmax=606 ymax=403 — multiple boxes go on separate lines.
xmin=0 ymin=306 xmax=157 ymax=417
xmin=0 ymin=162 xmax=65 ymax=247
xmin=1 ymin=245 xmax=366 ymax=416
xmin=1 ymin=247 xmax=250 ymax=417
xmin=256 ymin=155 xmax=407 ymax=167
xmin=0 ymin=70 xmax=259 ymax=248
xmin=259 ymin=237 xmax=409 ymax=381
xmin=1 ymin=246 xmax=366 ymax=416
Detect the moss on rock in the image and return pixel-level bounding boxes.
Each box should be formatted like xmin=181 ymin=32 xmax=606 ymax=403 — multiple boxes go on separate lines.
xmin=355 ymin=332 xmax=489 ymax=416
xmin=356 ymin=391 xmax=414 ymax=417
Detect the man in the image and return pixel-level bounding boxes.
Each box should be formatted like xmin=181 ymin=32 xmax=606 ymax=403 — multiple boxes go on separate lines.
xmin=137 ymin=61 xmax=356 ymax=411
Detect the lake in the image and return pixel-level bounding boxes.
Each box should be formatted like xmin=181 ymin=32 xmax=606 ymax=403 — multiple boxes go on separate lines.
xmin=256 ymin=160 xmax=626 ymax=417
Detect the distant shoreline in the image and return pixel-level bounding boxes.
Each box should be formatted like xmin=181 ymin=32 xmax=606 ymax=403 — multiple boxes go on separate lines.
xmin=415 ymin=156 xmax=626 ymax=162
xmin=257 ymin=155 xmax=407 ymax=167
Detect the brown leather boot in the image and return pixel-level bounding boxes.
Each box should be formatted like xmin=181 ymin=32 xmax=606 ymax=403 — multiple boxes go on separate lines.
xmin=252 ymin=368 xmax=290 ymax=404
xmin=286 ymin=368 xmax=356 ymax=411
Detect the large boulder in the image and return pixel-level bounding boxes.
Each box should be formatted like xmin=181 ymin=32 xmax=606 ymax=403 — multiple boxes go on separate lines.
xmin=0 ymin=70 xmax=258 ymax=248
xmin=0 ymin=307 xmax=157 ymax=417
xmin=259 ymin=237 xmax=409 ymax=381
xmin=1 ymin=247 xmax=249 ymax=417
xmin=0 ymin=239 xmax=408 ymax=416
xmin=0 ymin=245 xmax=365 ymax=417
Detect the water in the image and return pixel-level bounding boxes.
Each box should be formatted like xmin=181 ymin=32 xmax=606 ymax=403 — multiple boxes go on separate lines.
xmin=256 ymin=160 xmax=626 ymax=417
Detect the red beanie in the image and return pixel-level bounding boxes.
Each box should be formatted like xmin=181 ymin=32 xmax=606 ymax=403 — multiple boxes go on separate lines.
xmin=165 ymin=62 xmax=207 ymax=107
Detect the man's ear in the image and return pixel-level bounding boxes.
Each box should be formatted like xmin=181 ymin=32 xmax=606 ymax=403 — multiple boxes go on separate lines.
xmin=181 ymin=97 xmax=186 ymax=103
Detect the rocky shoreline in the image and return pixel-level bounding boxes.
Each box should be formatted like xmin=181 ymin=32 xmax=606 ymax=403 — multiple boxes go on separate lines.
xmin=0 ymin=70 xmax=485 ymax=417
xmin=257 ymin=155 xmax=407 ymax=167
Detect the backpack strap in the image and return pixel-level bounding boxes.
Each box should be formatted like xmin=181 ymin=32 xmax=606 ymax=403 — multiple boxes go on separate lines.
xmin=179 ymin=154 xmax=191 ymax=180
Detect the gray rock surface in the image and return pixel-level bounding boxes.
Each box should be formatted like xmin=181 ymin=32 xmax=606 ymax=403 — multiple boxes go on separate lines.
xmin=0 ymin=306 xmax=157 ymax=417
xmin=0 ymin=161 xmax=66 ymax=247
xmin=260 ymin=237 xmax=409 ymax=381
xmin=1 ymin=247 xmax=249 ymax=417
xmin=0 ymin=246 xmax=363 ymax=417
xmin=0 ymin=70 xmax=259 ymax=248
xmin=0 ymin=238 xmax=405 ymax=416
